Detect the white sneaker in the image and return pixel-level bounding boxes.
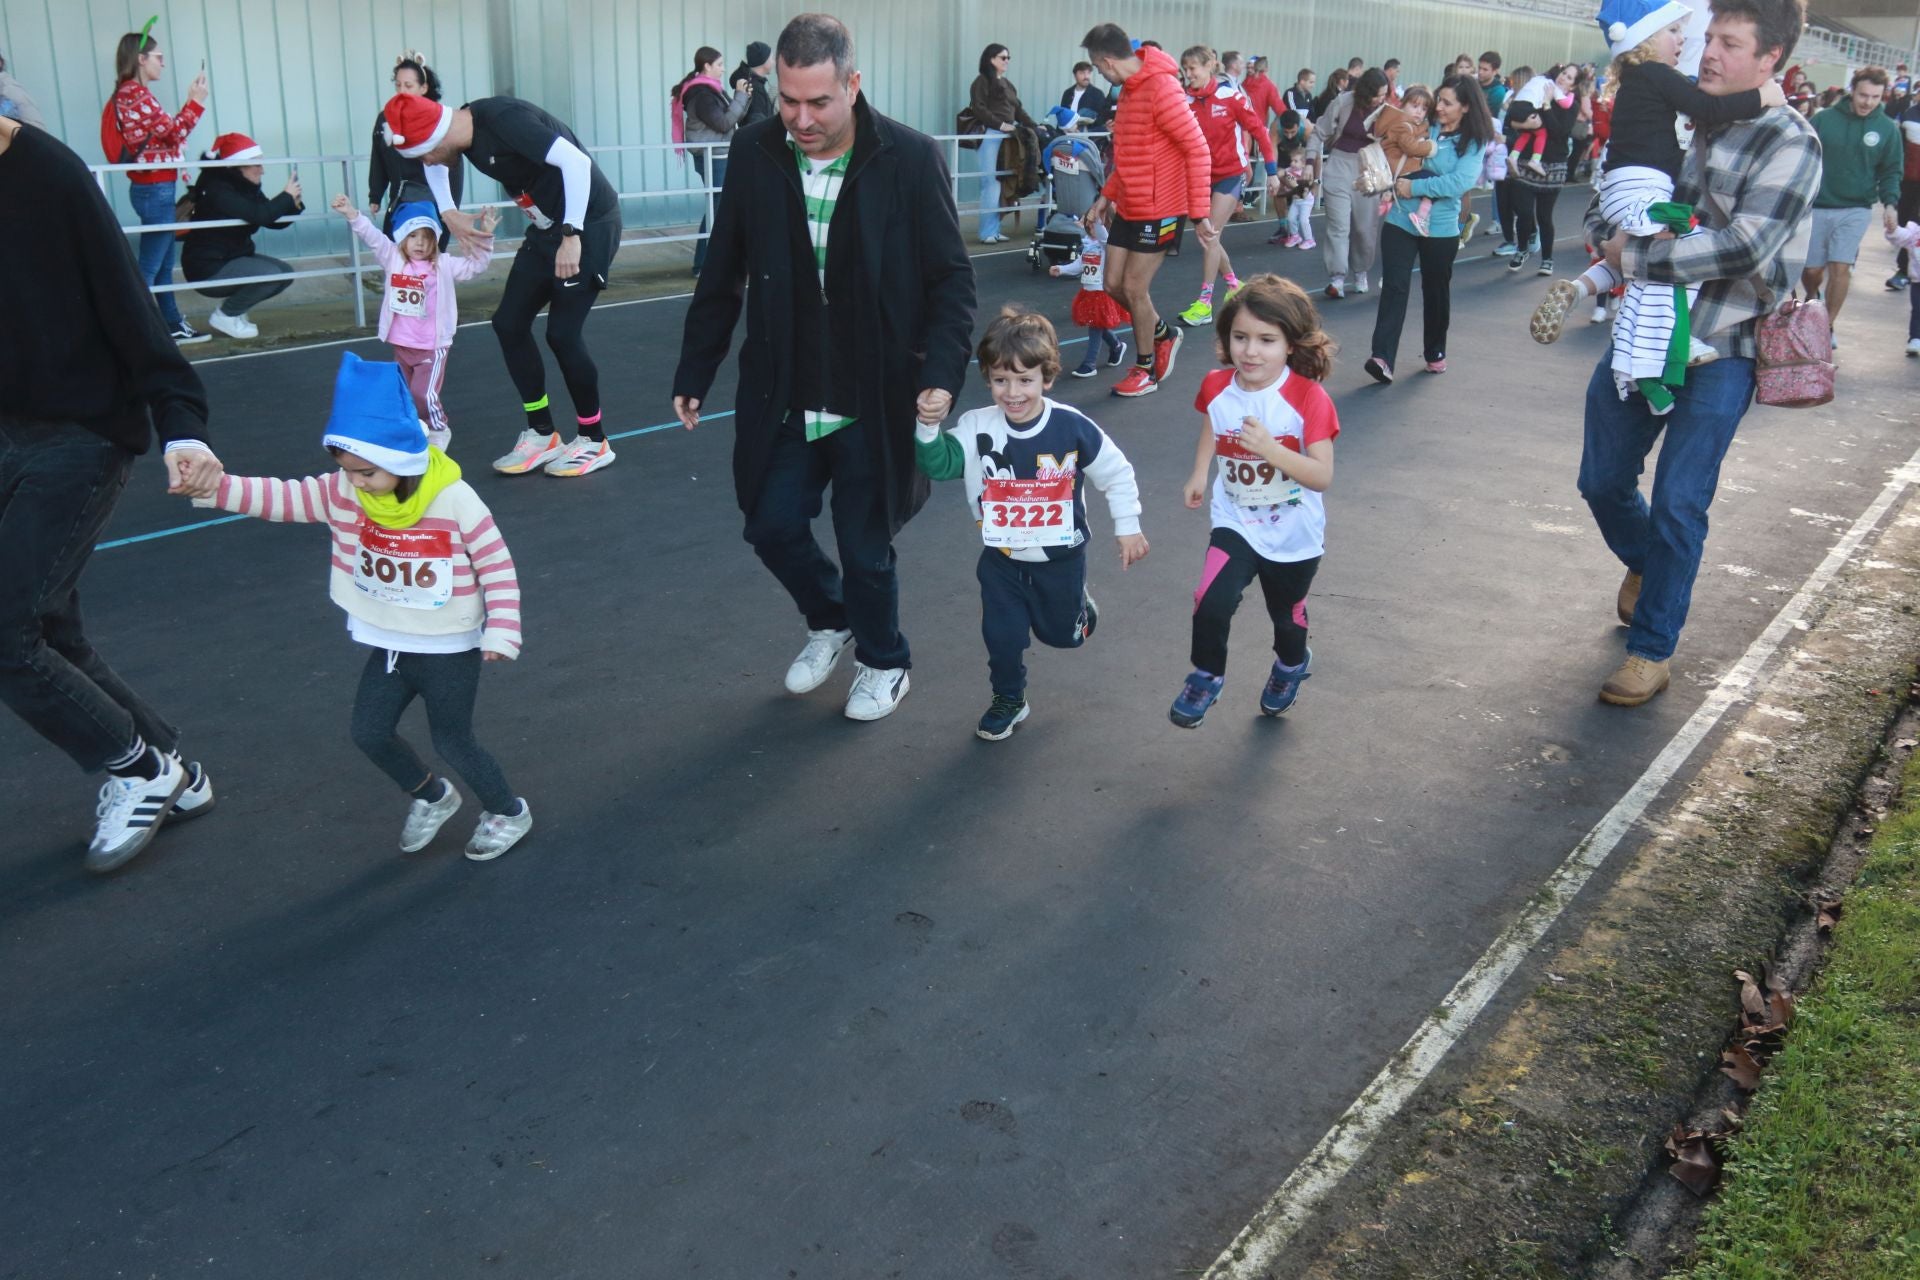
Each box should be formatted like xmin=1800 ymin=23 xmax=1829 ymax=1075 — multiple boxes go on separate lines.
xmin=493 ymin=429 xmax=565 ymax=475
xmin=1352 ymin=272 xmax=1370 ymax=295
xmin=785 ymin=627 xmax=854 ymax=694
xmin=86 ymin=752 xmax=190 ymax=874
xmin=206 ymin=309 xmax=258 ymax=340
xmin=167 ymin=756 xmax=216 ymax=822
xmin=844 ymin=662 xmax=910 ymax=721
xmin=399 ymin=778 xmax=462 ymax=853
xmin=542 ymin=437 xmax=616 ymax=477
xmin=465 ymin=800 xmax=532 ymax=861
xmin=1687 ymin=338 xmax=1720 ymax=367
xmin=1590 ymin=302 xmax=1610 ymax=324
xmin=426 ymin=426 xmax=452 ymax=451
xmin=1907 ymin=338 xmax=1920 ymax=357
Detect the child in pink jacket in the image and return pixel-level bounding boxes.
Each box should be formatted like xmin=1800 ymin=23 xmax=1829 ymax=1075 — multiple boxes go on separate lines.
xmin=332 ymin=194 xmax=494 ymax=449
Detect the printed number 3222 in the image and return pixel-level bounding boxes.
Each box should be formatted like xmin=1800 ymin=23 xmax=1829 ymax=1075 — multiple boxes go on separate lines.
xmin=988 ymin=503 xmax=1066 ymax=529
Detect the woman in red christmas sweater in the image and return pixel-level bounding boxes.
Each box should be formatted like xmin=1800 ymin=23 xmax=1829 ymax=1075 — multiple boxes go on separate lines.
xmin=107 ymin=24 xmax=210 ymax=344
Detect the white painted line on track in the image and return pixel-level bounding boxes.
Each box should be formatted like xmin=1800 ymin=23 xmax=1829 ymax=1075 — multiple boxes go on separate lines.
xmin=1205 ymin=441 xmax=1920 ymax=1279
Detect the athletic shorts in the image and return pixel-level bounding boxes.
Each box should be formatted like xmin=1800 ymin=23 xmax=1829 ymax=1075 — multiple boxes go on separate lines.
xmin=1109 ymin=214 xmax=1186 ymax=255
xmin=1211 ymin=175 xmax=1245 ymax=199
xmin=519 ymin=210 xmax=623 ymax=290
xmin=1804 ymin=206 xmax=1872 ymax=269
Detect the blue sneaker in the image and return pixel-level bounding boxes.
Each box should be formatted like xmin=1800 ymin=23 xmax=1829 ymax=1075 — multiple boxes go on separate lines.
xmin=1070 ymin=357 xmax=1100 ymax=378
xmin=977 ymin=694 xmax=1031 ymax=741
xmin=1260 ymin=649 xmax=1312 ymax=716
xmin=1168 ymin=669 xmax=1225 ymax=728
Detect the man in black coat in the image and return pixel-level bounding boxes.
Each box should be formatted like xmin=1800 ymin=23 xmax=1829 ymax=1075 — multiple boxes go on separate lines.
xmin=673 ymin=13 xmax=976 ymax=723
xmin=731 ymin=41 xmax=777 ymax=129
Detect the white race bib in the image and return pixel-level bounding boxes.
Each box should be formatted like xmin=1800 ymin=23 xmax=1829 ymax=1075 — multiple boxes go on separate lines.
xmin=1079 ymin=251 xmax=1105 ymax=291
xmin=1216 ymin=432 xmax=1302 ymax=507
xmin=980 ymin=476 xmax=1076 ymax=550
xmin=355 ymin=522 xmax=455 ymax=610
xmin=387 ymin=271 xmax=428 ymax=319
xmin=512 ymin=191 xmax=554 ymax=230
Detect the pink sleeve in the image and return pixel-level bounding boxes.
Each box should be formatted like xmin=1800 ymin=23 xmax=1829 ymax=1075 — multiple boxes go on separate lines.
xmin=462 ymin=511 xmax=523 ymax=658
xmin=208 ymin=473 xmax=337 ymax=524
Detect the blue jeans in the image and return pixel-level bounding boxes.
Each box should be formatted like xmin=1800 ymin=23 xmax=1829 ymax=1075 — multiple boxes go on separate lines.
xmin=692 ymin=152 xmax=727 ymax=273
xmin=977 ymin=131 xmax=1004 ymax=239
xmin=0 ymin=418 xmax=179 ymax=771
xmin=1577 ymin=355 xmax=1756 ymax=662
xmin=129 ymin=181 xmax=184 ymax=326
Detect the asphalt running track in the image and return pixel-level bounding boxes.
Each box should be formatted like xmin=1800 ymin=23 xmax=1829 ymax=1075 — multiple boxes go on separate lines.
xmin=5 ymin=192 xmax=1917 ymax=1279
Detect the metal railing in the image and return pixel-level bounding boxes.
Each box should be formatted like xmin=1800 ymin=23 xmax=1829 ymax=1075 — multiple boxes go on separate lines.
xmin=98 ymin=131 xmax=1095 ymax=327
xmin=1795 ymin=24 xmax=1914 ymax=74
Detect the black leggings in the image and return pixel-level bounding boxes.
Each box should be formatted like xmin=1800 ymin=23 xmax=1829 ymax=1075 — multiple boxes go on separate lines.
xmin=491 ymin=242 xmax=603 ymax=433
xmin=1191 ymin=527 xmax=1319 ymax=674
xmin=1512 ymin=181 xmax=1559 ymax=259
xmin=348 ymin=648 xmax=516 ymax=814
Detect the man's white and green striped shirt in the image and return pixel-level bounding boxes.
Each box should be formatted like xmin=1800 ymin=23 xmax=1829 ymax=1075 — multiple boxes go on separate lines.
xmin=792 ymin=141 xmax=855 ymax=441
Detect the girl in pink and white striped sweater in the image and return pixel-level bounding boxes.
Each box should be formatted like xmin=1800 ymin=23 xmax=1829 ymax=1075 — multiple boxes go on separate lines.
xmin=195 ymin=353 xmax=532 ymax=860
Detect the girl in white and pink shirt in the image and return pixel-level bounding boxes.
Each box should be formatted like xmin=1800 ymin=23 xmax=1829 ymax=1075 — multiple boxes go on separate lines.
xmin=332 ymin=194 xmax=494 ymax=449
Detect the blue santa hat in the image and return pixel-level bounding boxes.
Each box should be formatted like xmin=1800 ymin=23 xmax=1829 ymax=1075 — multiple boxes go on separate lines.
xmin=389 ymin=200 xmax=441 ymax=246
xmin=1597 ymin=0 xmax=1693 ymax=57
xmin=322 ymin=352 xmax=429 ymax=476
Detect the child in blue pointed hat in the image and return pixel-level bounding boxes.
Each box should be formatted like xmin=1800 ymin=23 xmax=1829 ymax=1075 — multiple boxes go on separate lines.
xmin=190 ymin=352 xmax=534 ymax=861
xmin=1527 ymin=0 xmax=1786 ymax=413
xmin=332 ymin=190 xmax=496 ymax=451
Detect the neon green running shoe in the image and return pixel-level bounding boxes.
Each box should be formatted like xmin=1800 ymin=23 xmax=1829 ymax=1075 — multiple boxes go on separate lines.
xmin=1179 ymin=298 xmax=1213 ymax=327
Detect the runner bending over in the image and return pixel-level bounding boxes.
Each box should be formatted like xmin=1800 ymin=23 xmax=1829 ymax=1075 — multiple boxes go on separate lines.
xmin=383 ymin=92 xmax=622 ymax=478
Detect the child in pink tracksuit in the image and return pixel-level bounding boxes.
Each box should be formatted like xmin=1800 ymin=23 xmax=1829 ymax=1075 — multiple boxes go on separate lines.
xmin=332 ymin=194 xmax=494 ymax=449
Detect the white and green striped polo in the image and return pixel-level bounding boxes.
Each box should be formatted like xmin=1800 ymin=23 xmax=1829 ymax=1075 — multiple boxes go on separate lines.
xmin=791 ymin=140 xmax=855 ymax=442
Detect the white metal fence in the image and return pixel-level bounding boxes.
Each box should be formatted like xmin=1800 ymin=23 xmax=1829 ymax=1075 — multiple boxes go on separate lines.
xmin=99 ymin=130 xmax=1110 ymax=329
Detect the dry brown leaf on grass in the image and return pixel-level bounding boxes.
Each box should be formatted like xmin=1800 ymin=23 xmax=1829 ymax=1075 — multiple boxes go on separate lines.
xmin=1734 ymin=970 xmax=1768 ymax=1021
xmin=1721 ymin=1042 xmax=1766 ymax=1091
xmin=1665 ymin=1125 xmax=1720 ymax=1196
xmin=1815 ymin=895 xmax=1844 ymax=935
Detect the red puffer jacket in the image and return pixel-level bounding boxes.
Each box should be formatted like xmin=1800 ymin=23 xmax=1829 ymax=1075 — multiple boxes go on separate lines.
xmin=1188 ymin=81 xmax=1278 ymax=181
xmin=1102 ymin=46 xmax=1211 ymax=222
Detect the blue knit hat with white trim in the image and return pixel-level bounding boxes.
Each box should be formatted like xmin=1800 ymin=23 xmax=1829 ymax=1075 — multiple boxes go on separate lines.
xmin=1597 ymin=0 xmax=1693 ymax=57
xmin=390 ymin=200 xmax=441 ymax=246
xmin=322 ymin=352 xmax=429 ymax=476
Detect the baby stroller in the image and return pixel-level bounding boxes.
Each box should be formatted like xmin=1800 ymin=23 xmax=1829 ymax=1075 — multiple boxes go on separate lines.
xmin=1026 ymin=128 xmax=1107 ymax=274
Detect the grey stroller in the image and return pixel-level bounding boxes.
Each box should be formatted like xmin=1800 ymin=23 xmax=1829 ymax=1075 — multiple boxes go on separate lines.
xmin=1026 ymin=133 xmax=1107 ymax=274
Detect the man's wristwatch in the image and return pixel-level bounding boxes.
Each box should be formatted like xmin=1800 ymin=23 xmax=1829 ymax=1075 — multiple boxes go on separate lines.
xmin=558 ymin=223 xmax=580 ymax=238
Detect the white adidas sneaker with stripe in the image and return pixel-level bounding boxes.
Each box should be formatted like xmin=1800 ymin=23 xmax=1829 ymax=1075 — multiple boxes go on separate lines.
xmin=86 ymin=753 xmax=190 ymax=874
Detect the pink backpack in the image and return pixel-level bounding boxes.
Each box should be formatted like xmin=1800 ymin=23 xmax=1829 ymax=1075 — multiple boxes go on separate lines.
xmin=1754 ymin=298 xmax=1833 ymax=409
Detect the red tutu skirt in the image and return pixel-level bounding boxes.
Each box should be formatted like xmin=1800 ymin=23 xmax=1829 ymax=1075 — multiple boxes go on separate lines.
xmin=1072 ymin=288 xmax=1131 ymax=330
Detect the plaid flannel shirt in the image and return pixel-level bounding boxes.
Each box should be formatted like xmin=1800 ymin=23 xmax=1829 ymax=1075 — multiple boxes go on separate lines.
xmin=1586 ymin=106 xmax=1822 ymax=360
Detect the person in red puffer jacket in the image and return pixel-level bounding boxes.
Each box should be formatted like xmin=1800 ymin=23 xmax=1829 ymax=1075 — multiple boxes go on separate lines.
xmin=1080 ymin=24 xmax=1216 ymax=398
xmin=107 ymin=26 xmax=210 ymax=344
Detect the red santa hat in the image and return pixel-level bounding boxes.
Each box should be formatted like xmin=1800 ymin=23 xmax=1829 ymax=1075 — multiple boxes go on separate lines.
xmin=205 ymin=132 xmax=264 ymax=162
xmin=383 ymin=93 xmax=453 ymax=158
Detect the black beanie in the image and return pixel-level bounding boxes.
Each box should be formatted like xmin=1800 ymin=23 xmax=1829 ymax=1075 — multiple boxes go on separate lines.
xmin=746 ymin=41 xmax=772 ymax=66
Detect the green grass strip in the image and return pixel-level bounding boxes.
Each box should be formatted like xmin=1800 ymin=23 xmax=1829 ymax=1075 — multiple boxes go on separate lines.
xmin=1675 ymin=750 xmax=1920 ymax=1280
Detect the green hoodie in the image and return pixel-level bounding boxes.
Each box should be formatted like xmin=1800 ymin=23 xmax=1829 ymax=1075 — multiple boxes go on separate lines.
xmin=1812 ymin=103 xmax=1902 ymax=208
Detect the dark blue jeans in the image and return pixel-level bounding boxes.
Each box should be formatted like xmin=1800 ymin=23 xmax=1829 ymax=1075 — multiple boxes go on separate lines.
xmin=692 ymin=153 xmax=727 ymax=273
xmin=1578 ymin=355 xmax=1756 ymax=662
xmin=742 ymin=415 xmax=909 ymax=670
xmin=0 ymin=418 xmax=178 ymax=771
xmin=129 ymin=180 xmax=184 ymax=327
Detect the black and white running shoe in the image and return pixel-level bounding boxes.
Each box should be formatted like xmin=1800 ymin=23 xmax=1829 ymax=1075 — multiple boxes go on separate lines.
xmin=86 ymin=753 xmax=189 ymax=874
xmin=167 ymin=758 xmax=216 ymax=822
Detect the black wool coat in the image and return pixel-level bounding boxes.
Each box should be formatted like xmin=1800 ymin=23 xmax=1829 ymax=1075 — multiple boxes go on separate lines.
xmin=671 ymin=96 xmax=977 ymax=537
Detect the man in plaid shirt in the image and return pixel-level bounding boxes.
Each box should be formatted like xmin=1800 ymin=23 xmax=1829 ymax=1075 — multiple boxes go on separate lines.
xmin=1577 ymin=0 xmax=1821 ymax=707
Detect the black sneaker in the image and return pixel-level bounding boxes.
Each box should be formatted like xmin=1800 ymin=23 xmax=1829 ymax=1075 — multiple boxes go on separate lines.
xmin=1508 ymin=251 xmax=1530 ymax=273
xmin=1106 ymin=339 xmax=1129 ymax=368
xmin=1079 ymin=588 xmax=1099 ymax=642
xmin=1889 ymin=273 xmax=1910 ymax=291
xmin=170 ymin=320 xmax=212 ymax=345
xmin=976 ymin=694 xmax=1031 ymax=741
xmin=1537 ymin=258 xmax=1555 ymax=276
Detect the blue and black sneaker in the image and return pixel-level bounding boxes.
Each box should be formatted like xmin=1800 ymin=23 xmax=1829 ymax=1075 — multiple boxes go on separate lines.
xmin=1168 ymin=669 xmax=1225 ymax=728
xmin=976 ymin=694 xmax=1031 ymax=741
xmin=1259 ymin=648 xmax=1312 ymax=716
xmin=1079 ymin=588 xmax=1099 ymax=642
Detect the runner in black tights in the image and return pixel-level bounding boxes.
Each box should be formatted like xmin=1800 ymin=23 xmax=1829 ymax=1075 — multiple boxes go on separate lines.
xmin=383 ymin=92 xmax=622 ymax=477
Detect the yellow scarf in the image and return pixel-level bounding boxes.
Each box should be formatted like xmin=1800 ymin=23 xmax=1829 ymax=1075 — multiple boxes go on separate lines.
xmin=354 ymin=447 xmax=462 ymax=528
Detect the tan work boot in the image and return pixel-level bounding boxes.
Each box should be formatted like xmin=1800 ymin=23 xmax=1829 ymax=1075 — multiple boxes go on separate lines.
xmin=1599 ymin=655 xmax=1670 ymax=706
xmin=1616 ymin=570 xmax=1642 ymax=626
